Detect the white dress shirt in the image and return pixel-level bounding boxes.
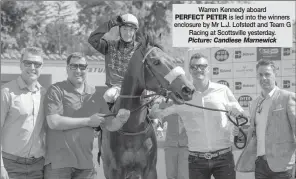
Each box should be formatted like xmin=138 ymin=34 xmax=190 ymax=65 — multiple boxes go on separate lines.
xmin=255 ymin=87 xmax=276 ymax=156
xmin=154 ymin=81 xmax=243 ymax=152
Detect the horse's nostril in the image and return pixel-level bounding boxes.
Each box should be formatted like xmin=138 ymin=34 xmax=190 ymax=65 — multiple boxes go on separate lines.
xmin=182 ymin=86 xmax=192 ymax=95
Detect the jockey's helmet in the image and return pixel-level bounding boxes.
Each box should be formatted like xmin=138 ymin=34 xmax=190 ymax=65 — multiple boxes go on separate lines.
xmin=119 ymin=13 xmax=139 ymax=30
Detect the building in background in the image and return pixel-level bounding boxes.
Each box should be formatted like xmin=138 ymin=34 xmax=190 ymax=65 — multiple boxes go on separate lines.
xmin=1 ymin=50 xmax=109 ymax=92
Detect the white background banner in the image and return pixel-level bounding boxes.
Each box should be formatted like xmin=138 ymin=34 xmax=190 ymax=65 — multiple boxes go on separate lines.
xmin=173 ymin=3 xmax=295 ymax=47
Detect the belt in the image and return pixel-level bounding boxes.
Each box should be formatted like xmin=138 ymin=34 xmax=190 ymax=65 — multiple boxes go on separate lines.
xmin=189 ymin=147 xmax=232 ymax=160
xmin=2 ymin=151 xmax=43 ymax=164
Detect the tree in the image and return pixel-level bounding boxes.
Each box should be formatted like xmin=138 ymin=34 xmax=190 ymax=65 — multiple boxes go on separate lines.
xmin=1 ymin=0 xmax=24 ymax=51
xmin=40 ymin=1 xmax=81 ymax=54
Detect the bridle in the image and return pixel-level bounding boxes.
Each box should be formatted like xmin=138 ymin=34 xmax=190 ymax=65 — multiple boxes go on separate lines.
xmin=117 ymin=46 xmax=173 ymax=100
xmin=102 ymin=46 xmax=171 ymax=117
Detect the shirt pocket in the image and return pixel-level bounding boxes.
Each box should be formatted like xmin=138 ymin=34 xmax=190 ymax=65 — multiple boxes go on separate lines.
xmin=11 ymin=95 xmax=33 ymax=116
xmin=272 ymin=107 xmax=285 ymax=119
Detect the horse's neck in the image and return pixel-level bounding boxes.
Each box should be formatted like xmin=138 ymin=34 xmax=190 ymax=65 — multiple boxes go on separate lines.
xmin=116 ymin=78 xmax=148 ymax=132
xmin=119 ymin=89 xmax=142 ymax=109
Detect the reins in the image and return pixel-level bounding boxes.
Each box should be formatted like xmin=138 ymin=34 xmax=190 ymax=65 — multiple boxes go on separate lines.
xmin=181 ymin=101 xmax=248 ymax=149
xmin=101 ymin=95 xmax=161 ymax=118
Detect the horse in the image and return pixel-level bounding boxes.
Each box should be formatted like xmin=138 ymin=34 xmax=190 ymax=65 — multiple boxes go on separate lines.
xmin=100 ymin=34 xmax=195 ymax=179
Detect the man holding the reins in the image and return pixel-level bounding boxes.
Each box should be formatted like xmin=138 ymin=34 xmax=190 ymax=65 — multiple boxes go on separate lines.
xmin=150 ymin=53 xmax=246 ymax=179
xmin=43 ymin=53 xmax=130 ymax=179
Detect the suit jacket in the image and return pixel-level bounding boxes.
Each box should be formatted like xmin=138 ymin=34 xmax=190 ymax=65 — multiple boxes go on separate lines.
xmin=236 ymin=88 xmax=296 ymax=172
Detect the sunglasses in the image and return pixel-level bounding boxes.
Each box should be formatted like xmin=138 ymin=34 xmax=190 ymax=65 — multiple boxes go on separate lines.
xmin=22 ymin=60 xmax=43 ymax=68
xmin=68 ymin=63 xmax=88 ymax=70
xmin=190 ymin=64 xmax=208 ymax=71
xmin=256 ymin=98 xmax=266 ymax=114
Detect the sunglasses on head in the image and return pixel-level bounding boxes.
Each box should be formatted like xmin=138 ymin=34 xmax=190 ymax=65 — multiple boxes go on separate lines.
xmin=190 ymin=64 xmax=208 ymax=71
xmin=22 ymin=60 xmax=43 ymax=68
xmin=68 ymin=63 xmax=88 ymax=70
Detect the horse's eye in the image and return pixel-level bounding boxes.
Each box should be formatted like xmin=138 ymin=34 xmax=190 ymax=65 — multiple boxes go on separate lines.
xmin=153 ymin=60 xmax=161 ymax=65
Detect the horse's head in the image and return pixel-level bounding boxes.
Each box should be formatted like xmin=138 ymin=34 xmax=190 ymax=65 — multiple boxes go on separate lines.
xmin=131 ymin=33 xmax=195 ymax=104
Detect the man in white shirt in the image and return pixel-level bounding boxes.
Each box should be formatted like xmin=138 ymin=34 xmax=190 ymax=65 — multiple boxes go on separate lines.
xmin=150 ymin=53 xmax=246 ymax=179
xmin=1 ymin=47 xmax=46 ymax=179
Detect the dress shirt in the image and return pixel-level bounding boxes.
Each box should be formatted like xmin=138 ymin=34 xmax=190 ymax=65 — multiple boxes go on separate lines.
xmin=154 ymin=81 xmax=242 ymax=152
xmin=1 ymin=76 xmax=46 ymax=159
xmin=255 ymin=87 xmax=276 ymax=156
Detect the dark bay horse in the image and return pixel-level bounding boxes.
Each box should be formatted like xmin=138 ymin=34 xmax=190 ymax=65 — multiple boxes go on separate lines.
xmin=101 ymin=35 xmax=195 ymax=179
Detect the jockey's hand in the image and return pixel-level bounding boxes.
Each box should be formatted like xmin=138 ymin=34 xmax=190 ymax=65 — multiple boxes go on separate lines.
xmin=87 ymin=113 xmax=106 ymax=128
xmin=110 ymin=15 xmax=122 ymax=27
xmin=116 ymin=109 xmax=130 ymax=124
xmin=116 ymin=15 xmax=123 ymax=24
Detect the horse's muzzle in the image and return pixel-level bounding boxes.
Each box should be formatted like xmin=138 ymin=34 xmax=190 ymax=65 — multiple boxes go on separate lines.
xmin=181 ymin=85 xmax=195 ymax=96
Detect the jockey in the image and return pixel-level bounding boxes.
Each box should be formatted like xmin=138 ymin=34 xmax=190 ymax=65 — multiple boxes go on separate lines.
xmin=88 ymin=13 xmax=140 ymax=110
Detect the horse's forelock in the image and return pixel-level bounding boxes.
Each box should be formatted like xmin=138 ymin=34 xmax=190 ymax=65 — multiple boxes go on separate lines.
xmin=146 ymin=35 xmax=164 ymax=50
xmin=137 ymin=30 xmax=164 ymax=51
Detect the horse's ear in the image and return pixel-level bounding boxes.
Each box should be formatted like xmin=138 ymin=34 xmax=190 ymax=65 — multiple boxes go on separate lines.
xmin=158 ymin=33 xmax=162 ymax=42
xmin=136 ymin=30 xmax=148 ymax=48
xmin=145 ymin=34 xmax=150 ymax=47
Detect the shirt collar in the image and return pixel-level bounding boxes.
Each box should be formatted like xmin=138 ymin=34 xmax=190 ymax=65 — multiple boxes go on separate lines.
xmin=17 ymin=76 xmax=41 ymax=91
xmin=208 ymin=80 xmax=214 ymax=89
xmin=194 ymin=80 xmax=212 ymax=94
xmin=260 ymin=86 xmax=278 ymax=99
xmin=66 ymin=79 xmax=92 ymax=94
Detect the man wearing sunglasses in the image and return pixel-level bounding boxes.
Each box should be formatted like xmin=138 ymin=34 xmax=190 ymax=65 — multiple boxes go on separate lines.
xmin=150 ymin=53 xmax=246 ymax=179
xmin=43 ymin=53 xmax=130 ymax=179
xmin=236 ymin=59 xmax=296 ymax=179
xmin=1 ymin=47 xmax=46 ymax=179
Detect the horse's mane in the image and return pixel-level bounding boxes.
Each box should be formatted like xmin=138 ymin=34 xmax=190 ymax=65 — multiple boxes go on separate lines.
xmin=136 ymin=30 xmax=164 ymax=51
